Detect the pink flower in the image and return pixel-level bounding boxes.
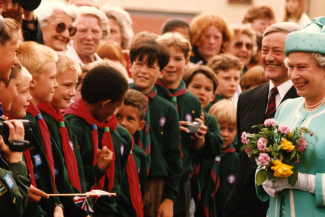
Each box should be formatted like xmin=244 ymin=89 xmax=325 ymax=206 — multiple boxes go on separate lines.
xmin=278 ymin=124 xmax=290 ymax=134
xmin=310 ymin=132 xmax=314 ymax=137
xmin=241 ymin=132 xmax=249 ymax=144
xmin=264 ymin=118 xmax=277 ymax=126
xmin=257 ymin=138 xmax=268 ymax=152
xmin=295 ymin=158 xmax=300 ymax=164
xmin=245 ymin=146 xmax=251 ymax=155
xmin=297 ymin=137 xmax=307 ymax=153
xmin=257 ymin=153 xmax=271 ymax=166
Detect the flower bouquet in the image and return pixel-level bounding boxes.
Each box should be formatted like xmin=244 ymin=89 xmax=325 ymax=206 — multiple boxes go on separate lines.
xmin=241 ymin=118 xmax=315 ymax=187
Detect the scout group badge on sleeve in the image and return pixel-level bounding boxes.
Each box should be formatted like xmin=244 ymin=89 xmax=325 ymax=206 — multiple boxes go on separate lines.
xmin=0 ymin=180 xmax=7 ymax=196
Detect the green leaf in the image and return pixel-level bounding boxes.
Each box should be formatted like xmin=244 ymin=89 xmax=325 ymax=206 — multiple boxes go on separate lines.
xmin=290 ymin=149 xmax=297 ymax=160
xmin=288 ymin=168 xmax=298 ymax=187
xmin=256 ymin=169 xmax=267 ymax=186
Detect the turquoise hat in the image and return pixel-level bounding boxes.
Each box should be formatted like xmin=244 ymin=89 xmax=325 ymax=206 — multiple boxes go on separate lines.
xmin=285 ymin=17 xmax=325 ymax=56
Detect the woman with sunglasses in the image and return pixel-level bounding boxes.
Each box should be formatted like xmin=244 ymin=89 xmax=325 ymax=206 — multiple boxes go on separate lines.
xmin=35 ymin=1 xmax=77 ymax=52
xmin=223 ymin=25 xmax=257 ymax=74
xmin=66 ymin=6 xmax=109 ymax=66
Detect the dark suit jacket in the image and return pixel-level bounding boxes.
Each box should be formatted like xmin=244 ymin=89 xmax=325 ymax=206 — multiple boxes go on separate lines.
xmin=224 ymin=82 xmax=299 ymax=217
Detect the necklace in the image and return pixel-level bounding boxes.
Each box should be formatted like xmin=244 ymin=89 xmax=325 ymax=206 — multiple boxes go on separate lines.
xmin=305 ymin=96 xmax=325 ymax=111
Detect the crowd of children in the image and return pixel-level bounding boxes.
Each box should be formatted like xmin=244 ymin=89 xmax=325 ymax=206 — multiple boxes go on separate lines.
xmin=0 ymin=1 xmax=290 ymax=216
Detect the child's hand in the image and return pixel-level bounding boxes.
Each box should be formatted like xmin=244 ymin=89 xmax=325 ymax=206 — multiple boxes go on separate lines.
xmin=27 ymin=184 xmax=49 ymax=202
xmin=191 ymin=118 xmax=207 ymax=149
xmin=179 ymin=121 xmax=190 ymax=133
xmin=200 ymin=111 xmax=205 ymax=125
xmin=54 ymin=205 xmax=64 ymax=217
xmin=157 ymin=198 xmax=173 ymax=217
xmin=96 ymin=146 xmax=113 ymax=172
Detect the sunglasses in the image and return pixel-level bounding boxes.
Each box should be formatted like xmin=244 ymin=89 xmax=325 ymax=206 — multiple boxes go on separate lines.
xmin=52 ymin=22 xmax=77 ymax=37
xmin=234 ymin=41 xmax=254 ymax=51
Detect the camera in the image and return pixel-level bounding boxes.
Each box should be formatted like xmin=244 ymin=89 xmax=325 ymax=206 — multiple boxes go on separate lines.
xmin=12 ymin=0 xmax=42 ymax=11
xmin=184 ymin=121 xmax=201 ymax=134
xmin=0 ymin=119 xmax=33 ymax=152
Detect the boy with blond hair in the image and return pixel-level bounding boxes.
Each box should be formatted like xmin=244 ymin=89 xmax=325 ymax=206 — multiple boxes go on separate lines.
xmin=116 ymin=89 xmax=147 ymax=217
xmin=209 ymin=100 xmax=239 ymax=217
xmin=129 ymin=32 xmax=182 ymax=217
xmin=156 ymin=32 xmax=212 ymax=216
xmin=16 ymin=41 xmax=63 ymax=217
xmin=205 ymin=53 xmax=243 ymax=113
xmin=37 ymin=52 xmax=94 ymax=216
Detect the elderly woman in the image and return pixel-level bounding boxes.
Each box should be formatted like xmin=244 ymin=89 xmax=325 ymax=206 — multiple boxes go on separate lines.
xmin=35 ymin=1 xmax=76 ymax=51
xmin=66 ymin=6 xmax=109 ymax=66
xmin=189 ymin=12 xmax=232 ymax=65
xmin=223 ymin=25 xmax=256 ymax=72
xmin=258 ymin=17 xmax=325 ymax=216
xmin=100 ymin=4 xmax=133 ymax=50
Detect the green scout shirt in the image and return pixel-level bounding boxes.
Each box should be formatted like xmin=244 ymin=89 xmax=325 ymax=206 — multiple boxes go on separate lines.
xmin=0 ymin=157 xmax=30 ymax=217
xmin=41 ymin=111 xmax=92 ymax=216
xmin=65 ymin=114 xmax=132 ymax=216
xmin=156 ymin=82 xmax=202 ymax=182
xmin=23 ymin=112 xmax=61 ymax=217
xmin=117 ymin=143 xmax=147 ymax=217
xmin=215 ymin=151 xmax=239 ymax=217
xmin=133 ymin=88 xmax=182 ymax=202
xmin=204 ymin=93 xmax=224 ymax=113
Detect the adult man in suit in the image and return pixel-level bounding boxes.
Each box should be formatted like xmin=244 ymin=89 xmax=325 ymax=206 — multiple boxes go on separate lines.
xmin=224 ymin=22 xmax=300 ymax=217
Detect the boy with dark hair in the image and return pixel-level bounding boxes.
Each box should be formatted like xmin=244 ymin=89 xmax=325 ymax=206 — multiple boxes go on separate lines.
xmin=116 ymin=89 xmax=147 ymax=217
xmin=161 ymin=18 xmax=191 ymax=41
xmin=183 ymin=65 xmax=223 ymax=217
xmin=65 ymin=64 xmax=131 ymax=217
xmin=37 ymin=53 xmax=95 ymax=216
xmin=129 ymin=32 xmax=182 ymax=217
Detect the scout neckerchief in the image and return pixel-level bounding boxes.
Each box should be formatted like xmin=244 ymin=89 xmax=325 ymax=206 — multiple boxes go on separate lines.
xmin=65 ymin=99 xmax=99 ymax=189
xmin=203 ymin=145 xmax=236 ymax=216
xmin=129 ymin=83 xmax=156 ymax=175
xmin=155 ymin=79 xmax=186 ymax=158
xmin=212 ymin=93 xmax=224 ymax=104
xmin=27 ymin=102 xmax=56 ymax=193
xmin=38 ymin=102 xmax=81 ymax=192
xmin=155 ymin=79 xmax=187 ymax=111
xmin=96 ymin=115 xmax=117 ymax=192
xmin=127 ymin=137 xmax=144 ymax=217
xmin=24 ymin=150 xmax=36 ymax=187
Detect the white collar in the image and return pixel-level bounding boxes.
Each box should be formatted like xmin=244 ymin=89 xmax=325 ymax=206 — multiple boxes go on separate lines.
xmin=65 ymin=43 xmax=102 ymax=67
xmin=269 ymin=79 xmax=293 ymax=100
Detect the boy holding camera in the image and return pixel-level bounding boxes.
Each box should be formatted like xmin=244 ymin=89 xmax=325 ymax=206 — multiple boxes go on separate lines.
xmin=156 ymin=32 xmax=208 ymax=216
xmin=183 ymin=65 xmax=224 ymax=216
xmin=17 ymin=41 xmax=64 ymax=217
xmin=129 ymin=32 xmax=182 ymax=217
xmin=116 ymin=89 xmax=147 ymax=217
xmin=65 ymin=64 xmax=131 ymax=217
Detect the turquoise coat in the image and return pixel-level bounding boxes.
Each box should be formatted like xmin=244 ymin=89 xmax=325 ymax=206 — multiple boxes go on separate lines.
xmin=257 ymin=97 xmax=325 ymax=217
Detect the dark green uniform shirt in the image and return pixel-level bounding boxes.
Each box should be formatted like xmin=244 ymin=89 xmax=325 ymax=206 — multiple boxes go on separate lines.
xmin=204 ymin=93 xmax=224 ymax=113
xmin=23 ymin=112 xmax=61 ymax=217
xmin=117 ymin=143 xmax=147 ymax=217
xmin=41 ymin=111 xmax=92 ymax=216
xmin=132 ymin=87 xmax=182 ymax=202
xmin=0 ymin=157 xmax=30 ymax=217
xmin=65 ymin=114 xmax=132 ymax=216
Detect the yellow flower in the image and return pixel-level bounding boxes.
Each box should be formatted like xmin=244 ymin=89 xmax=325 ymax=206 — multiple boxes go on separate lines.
xmin=281 ymin=138 xmax=295 ymax=151
xmin=271 ymin=160 xmax=294 ymax=177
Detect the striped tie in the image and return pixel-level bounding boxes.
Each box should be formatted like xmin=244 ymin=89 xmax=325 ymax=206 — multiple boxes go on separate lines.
xmin=265 ymin=87 xmax=279 ymax=119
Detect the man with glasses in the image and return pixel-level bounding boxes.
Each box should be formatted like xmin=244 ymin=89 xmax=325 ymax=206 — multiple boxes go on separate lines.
xmin=223 ymin=25 xmax=256 ymax=73
xmin=65 ymin=6 xmax=109 ymax=66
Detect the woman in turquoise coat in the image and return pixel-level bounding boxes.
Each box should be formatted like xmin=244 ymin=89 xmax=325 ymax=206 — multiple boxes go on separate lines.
xmin=256 ymin=17 xmax=325 ymax=216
